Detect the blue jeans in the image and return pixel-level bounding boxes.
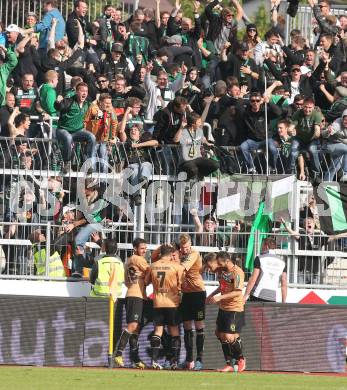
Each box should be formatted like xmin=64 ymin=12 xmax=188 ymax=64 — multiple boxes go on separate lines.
xmin=127 ymin=162 xmax=152 ymax=195
xmin=96 ymin=143 xmax=108 ymax=173
xmin=55 ymin=128 xmax=96 ymax=162
xmin=291 ymin=138 xmax=321 ymax=174
xmin=75 ymin=224 xmax=99 ymax=251
xmin=73 ymin=223 xmax=99 ymax=274
xmin=241 ymin=139 xmax=278 ymax=170
xmin=324 ymin=142 xmax=347 ymax=180
xmin=158 ymin=146 xmax=178 ymax=175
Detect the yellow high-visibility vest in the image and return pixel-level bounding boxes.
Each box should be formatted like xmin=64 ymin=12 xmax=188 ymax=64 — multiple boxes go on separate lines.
xmin=33 ymin=246 xmax=65 ymax=277
xmin=90 ymin=256 xmax=124 ymax=298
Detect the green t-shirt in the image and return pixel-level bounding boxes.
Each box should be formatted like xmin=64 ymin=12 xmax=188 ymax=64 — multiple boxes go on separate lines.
xmin=58 ymin=99 xmax=90 ymax=133
xmin=291 ymin=109 xmax=323 ymax=144
xmin=40 ymin=83 xmax=57 ymax=117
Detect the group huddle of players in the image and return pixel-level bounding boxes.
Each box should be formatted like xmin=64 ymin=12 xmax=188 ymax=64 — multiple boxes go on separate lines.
xmin=114 ymin=233 xmax=246 ymax=372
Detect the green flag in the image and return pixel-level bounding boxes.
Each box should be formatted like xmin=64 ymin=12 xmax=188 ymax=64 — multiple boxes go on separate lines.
xmin=314 ymin=183 xmax=347 ymax=235
xmin=245 ymin=201 xmax=272 ymax=272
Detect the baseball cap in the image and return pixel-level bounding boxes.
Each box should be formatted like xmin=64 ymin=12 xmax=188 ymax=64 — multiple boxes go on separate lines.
xmin=6 ymin=24 xmax=20 ymax=33
xmin=239 ymin=42 xmax=249 ymax=52
xmin=111 ymin=42 xmax=123 ymax=53
xmin=63 ymin=204 xmax=76 ymax=215
xmin=246 ymin=24 xmax=257 ymax=31
xmin=300 ymin=65 xmax=312 ymax=75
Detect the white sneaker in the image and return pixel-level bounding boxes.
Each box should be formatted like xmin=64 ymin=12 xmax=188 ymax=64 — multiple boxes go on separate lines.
xmin=151 ymin=361 xmax=163 ymax=370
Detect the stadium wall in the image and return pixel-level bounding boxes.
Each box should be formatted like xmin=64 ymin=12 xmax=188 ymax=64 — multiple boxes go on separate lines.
xmin=1 ymin=280 xmax=347 ymax=306
xmin=0 ymin=296 xmax=346 ymax=372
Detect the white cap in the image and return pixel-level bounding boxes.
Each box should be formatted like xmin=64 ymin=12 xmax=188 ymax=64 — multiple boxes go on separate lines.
xmin=6 ymin=24 xmax=20 ymax=33
xmin=63 ymin=204 xmax=76 ymax=215
xmin=300 ymin=66 xmax=312 ymax=75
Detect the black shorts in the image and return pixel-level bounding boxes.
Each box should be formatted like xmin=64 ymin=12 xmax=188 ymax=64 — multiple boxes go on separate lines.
xmin=216 ymin=309 xmax=245 ymax=334
xmin=153 ymin=308 xmax=181 ymax=327
xmin=125 ymin=297 xmax=144 ymax=324
xmin=181 ymin=291 xmax=206 ymax=321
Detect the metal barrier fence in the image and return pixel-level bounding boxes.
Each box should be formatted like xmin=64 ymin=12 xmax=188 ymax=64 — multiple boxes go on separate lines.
xmin=0 ymin=0 xmax=134 ymax=27
xmin=285 ymin=4 xmax=347 ymax=46
xmin=0 ymin=136 xmax=347 ymax=287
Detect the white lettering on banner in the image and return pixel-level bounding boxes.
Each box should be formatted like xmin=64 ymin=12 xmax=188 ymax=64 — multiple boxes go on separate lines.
xmin=7 ymin=157 xmax=343 ymax=223
xmin=0 ymin=325 xmax=3 ymax=363
xmin=145 ymin=181 xmax=171 ymax=224
xmin=327 ymin=325 xmax=347 ymax=372
xmin=52 ymin=311 xmax=75 ymax=366
xmin=0 ymin=310 xmax=111 ymax=366
xmin=83 ymin=321 xmax=109 ymax=366
xmin=11 ymin=319 xmax=45 ymax=366
xmin=172 ymin=172 xmax=189 ymax=216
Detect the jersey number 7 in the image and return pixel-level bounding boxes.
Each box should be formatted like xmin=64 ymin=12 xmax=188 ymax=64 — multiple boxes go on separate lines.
xmin=157 ymin=271 xmax=166 ymax=287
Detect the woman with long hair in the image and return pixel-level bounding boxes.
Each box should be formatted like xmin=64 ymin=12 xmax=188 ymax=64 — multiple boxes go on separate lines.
xmin=242 ymin=24 xmax=262 ymax=57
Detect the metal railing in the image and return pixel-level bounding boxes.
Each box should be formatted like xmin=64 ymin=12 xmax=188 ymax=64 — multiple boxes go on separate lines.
xmin=0 ymin=0 xmax=135 ymax=27
xmin=0 ymin=136 xmax=347 ymax=287
xmin=285 ymin=4 xmax=347 ymax=46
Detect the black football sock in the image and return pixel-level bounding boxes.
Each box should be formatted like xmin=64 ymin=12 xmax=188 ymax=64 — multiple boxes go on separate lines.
xmin=221 ymin=341 xmax=231 ymax=365
xmin=129 ymin=333 xmax=140 ymax=363
xmin=165 ymin=334 xmax=173 ymax=361
xmin=116 ymin=329 xmax=131 ymax=356
xmin=151 ymin=335 xmax=161 ymax=362
xmin=230 ymin=337 xmax=243 ymax=361
xmin=171 ymin=336 xmax=181 ymax=364
xmin=184 ymin=329 xmax=194 ymax=362
xmin=196 ymin=328 xmax=205 ymax=363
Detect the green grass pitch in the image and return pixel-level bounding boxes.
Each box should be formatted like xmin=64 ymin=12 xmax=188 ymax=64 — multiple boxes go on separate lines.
xmin=1 ymin=367 xmax=347 ymax=390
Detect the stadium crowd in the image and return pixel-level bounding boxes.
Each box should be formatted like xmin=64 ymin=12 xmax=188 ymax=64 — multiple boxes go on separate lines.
xmin=0 ymin=0 xmax=347 ymax=282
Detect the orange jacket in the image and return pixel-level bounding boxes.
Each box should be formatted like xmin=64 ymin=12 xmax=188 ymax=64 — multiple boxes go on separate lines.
xmin=84 ymin=104 xmax=118 ymax=142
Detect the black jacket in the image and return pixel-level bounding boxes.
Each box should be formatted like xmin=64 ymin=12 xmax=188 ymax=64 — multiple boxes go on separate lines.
xmin=0 ymin=105 xmax=13 ymax=137
xmin=153 ymin=102 xmax=185 ymax=144
xmin=13 ymin=45 xmax=41 ymax=85
xmin=143 ymin=20 xmax=159 ymax=49
xmin=220 ymin=54 xmax=258 ymax=90
xmin=167 ymin=15 xmax=202 ymax=69
xmin=66 ymin=11 xmax=93 ymax=48
xmin=205 ymin=0 xmax=238 ymax=47
xmin=236 ymin=100 xmax=282 ymax=141
xmin=39 ymin=49 xmax=83 ymax=95
xmin=281 ymin=45 xmax=305 ymax=69
xmin=110 ymin=86 xmax=146 ymax=109
xmin=99 ymin=56 xmax=132 ymax=82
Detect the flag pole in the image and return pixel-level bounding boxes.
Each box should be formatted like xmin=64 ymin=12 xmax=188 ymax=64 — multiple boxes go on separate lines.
xmin=264 ymin=75 xmax=269 ymax=177
xmin=108 ymin=294 xmax=115 ymax=368
xmin=108 ymin=262 xmax=117 ymax=369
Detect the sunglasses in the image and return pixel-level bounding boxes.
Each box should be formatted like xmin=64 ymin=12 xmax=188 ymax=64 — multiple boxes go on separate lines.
xmin=250 ymin=99 xmax=261 ymax=103
xmin=98 ymin=79 xmax=108 ymax=83
xmin=248 ymin=28 xmax=257 ymax=32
